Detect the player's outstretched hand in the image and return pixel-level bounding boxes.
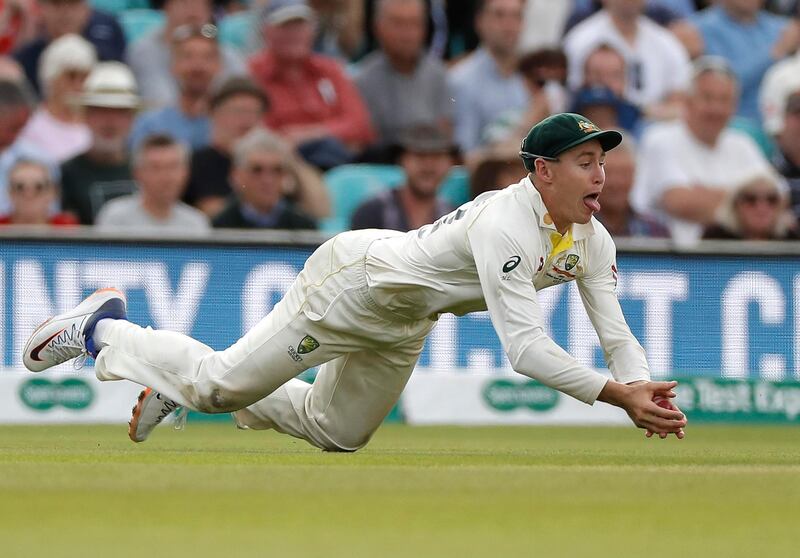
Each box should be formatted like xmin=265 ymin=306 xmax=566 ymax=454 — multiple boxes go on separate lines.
xmin=598 ymin=380 xmax=687 ymax=438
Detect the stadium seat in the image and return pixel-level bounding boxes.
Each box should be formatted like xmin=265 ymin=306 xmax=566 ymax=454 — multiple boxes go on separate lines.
xmin=119 ymin=9 xmax=166 ymax=44
xmin=219 ymin=11 xmax=260 ymax=55
xmin=320 ymin=164 xmax=470 ymax=234
xmin=90 ymin=0 xmax=149 ymax=14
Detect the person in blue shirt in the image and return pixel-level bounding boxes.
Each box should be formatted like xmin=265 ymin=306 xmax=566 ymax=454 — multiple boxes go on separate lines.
xmin=688 ymin=0 xmax=799 ymax=127
xmin=128 ymin=23 xmax=220 ymax=151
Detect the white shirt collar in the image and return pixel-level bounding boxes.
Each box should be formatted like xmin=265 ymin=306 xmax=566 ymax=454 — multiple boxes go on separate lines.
xmin=522 ymin=175 xmax=596 ymax=241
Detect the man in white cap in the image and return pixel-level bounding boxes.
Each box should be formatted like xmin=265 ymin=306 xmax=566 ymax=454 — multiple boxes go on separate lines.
xmin=60 ymin=61 xmax=139 ymax=224
xmin=17 ymin=33 xmax=96 ymax=163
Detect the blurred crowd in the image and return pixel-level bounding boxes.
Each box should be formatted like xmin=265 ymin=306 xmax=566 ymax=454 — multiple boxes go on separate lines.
xmin=0 ymin=0 xmax=799 ymax=245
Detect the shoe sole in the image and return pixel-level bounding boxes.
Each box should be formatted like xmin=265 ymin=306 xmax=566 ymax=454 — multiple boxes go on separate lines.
xmin=128 ymin=387 xmax=152 ymax=443
xmin=23 ymin=288 xmax=126 ymax=372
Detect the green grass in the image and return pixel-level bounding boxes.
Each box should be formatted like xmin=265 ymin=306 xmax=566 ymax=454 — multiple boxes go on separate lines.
xmin=1 ymin=424 xmax=798 ymax=558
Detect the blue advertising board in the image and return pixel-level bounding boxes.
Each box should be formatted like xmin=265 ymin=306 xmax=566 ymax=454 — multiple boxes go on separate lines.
xmin=1 ymin=239 xmax=798 ymax=381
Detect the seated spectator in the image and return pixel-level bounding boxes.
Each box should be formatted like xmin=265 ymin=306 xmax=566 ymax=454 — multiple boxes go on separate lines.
xmin=593 ymin=138 xmax=668 ymax=238
xmin=129 ymin=23 xmax=221 ymax=151
xmin=184 ymin=77 xmax=269 ymax=217
xmin=12 ymin=0 xmax=125 ymax=95
xmin=704 ymin=171 xmax=799 ymax=240
xmin=570 ymin=85 xmax=641 ymax=136
xmin=581 ymin=43 xmax=627 ymax=99
xmin=759 ymin=55 xmax=800 ymax=218
xmin=563 ymin=0 xmax=691 ymax=120
xmin=449 ymin=0 xmax=535 ymax=158
xmin=18 ymin=34 xmax=95 ymax=163
xmin=686 ymin=0 xmax=798 ymax=127
xmin=60 ymin=62 xmax=139 ymax=225
xmin=355 ymin=0 xmax=452 ymax=159
xmin=469 ymin=147 xmax=526 ymax=199
xmin=95 ymin=134 xmax=210 ymax=231
xmin=249 ymin=0 xmax=374 ymax=170
xmin=126 ymin=0 xmax=245 ymax=109
xmin=0 ymin=158 xmax=78 ymax=225
xmin=351 ymin=125 xmax=457 ymax=231
xmin=0 ymin=78 xmax=39 ymax=214
xmin=213 ymin=127 xmax=317 ymax=229
xmin=632 ymin=57 xmax=773 ymax=246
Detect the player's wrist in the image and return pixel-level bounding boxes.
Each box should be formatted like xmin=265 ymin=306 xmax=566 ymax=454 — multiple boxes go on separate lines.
xmin=597 ymin=380 xmax=628 ymax=407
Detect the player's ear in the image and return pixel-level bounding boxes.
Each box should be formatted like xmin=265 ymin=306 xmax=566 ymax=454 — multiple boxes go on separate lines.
xmin=535 ymin=158 xmax=553 ymax=182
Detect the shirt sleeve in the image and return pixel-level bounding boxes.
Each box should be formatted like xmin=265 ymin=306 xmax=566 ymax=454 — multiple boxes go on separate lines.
xmin=577 ymin=231 xmax=650 ymax=384
xmin=466 ymin=200 xmax=609 ymax=404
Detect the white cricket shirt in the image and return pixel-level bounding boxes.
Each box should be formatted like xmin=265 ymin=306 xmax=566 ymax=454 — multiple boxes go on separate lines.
xmin=365 ymin=177 xmax=650 ymax=404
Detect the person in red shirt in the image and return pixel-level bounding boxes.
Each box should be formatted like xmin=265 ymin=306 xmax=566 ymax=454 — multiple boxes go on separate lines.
xmin=248 ymin=0 xmax=375 ymax=169
xmin=0 ymin=158 xmax=78 ymax=225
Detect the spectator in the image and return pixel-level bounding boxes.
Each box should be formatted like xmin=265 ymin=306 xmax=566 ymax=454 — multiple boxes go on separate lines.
xmin=60 ymin=61 xmax=139 ymax=225
xmin=213 ymin=128 xmax=317 ymax=229
xmin=12 ymin=0 xmax=125 ymax=95
xmin=686 ymin=0 xmax=799 ymax=126
xmin=449 ymin=0 xmax=534 ymax=157
xmin=632 ymin=57 xmax=773 ymax=246
xmin=249 ymin=0 xmax=374 ymax=170
xmin=570 ymin=85 xmax=641 ymax=136
xmin=469 ymin=148 xmax=526 ymax=199
xmin=186 ymin=78 xmax=330 ymax=220
xmin=582 ymin=43 xmax=627 ymax=98
xmin=351 ymin=125 xmax=457 ymax=231
xmin=311 ymin=0 xmax=365 ymax=61
xmin=17 ymin=34 xmax=95 ymax=163
xmin=759 ymin=54 xmax=800 ymax=217
xmin=0 ymin=158 xmax=77 ymax=225
xmin=563 ymin=0 xmax=691 ymax=120
xmin=95 ymin=134 xmax=209 ymax=231
xmin=126 ymin=0 xmax=245 ymax=109
xmin=704 ymin=171 xmax=799 ymax=240
xmin=355 ymin=0 xmax=453 ymax=159
xmin=184 ymin=77 xmax=268 ymax=217
xmin=0 ymin=78 xmax=38 ymax=214
xmin=129 ymin=23 xmax=221 ymax=151
xmin=593 ymin=139 xmax=668 ymax=237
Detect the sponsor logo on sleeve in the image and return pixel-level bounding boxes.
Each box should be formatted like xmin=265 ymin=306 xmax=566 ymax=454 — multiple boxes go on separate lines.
xmin=502 ymin=256 xmax=522 ymax=273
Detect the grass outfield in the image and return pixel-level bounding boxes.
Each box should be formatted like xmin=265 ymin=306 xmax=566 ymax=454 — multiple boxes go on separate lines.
xmin=0 ymin=424 xmax=798 ymax=558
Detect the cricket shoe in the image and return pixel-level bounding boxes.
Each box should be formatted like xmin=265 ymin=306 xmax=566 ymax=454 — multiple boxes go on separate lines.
xmin=22 ymin=288 xmax=127 ymax=373
xmin=128 ymin=388 xmax=185 ymax=443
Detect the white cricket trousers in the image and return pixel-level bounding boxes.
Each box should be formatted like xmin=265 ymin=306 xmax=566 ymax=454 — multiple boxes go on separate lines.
xmin=93 ymin=230 xmax=436 ymax=452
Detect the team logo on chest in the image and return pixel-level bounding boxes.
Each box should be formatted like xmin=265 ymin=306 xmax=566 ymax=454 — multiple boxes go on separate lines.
xmin=565 ymin=254 xmax=579 ymax=271
xmin=545 ymin=252 xmax=582 ymax=283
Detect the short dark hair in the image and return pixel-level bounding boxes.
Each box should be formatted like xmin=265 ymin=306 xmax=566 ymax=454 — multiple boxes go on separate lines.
xmin=133 ymin=134 xmax=189 ymax=167
xmin=0 ymin=79 xmax=35 ymax=110
xmin=209 ymin=77 xmax=269 ymax=112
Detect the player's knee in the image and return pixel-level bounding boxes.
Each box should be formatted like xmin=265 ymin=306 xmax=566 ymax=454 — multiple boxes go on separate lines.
xmin=318 ymin=425 xmax=372 ymax=453
xmin=192 ymin=382 xmax=246 ymax=414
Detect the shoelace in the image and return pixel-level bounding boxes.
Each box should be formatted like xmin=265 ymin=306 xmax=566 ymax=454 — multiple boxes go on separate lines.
xmin=173 ymin=406 xmax=189 ymax=431
xmin=46 ymin=325 xmax=90 ymax=370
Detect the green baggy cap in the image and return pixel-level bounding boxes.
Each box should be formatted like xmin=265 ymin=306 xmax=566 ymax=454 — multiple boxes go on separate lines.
xmin=519 ymin=113 xmax=623 ymax=172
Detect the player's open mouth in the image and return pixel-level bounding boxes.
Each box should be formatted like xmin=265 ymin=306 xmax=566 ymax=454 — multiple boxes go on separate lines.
xmin=583 ymin=193 xmax=601 ymax=213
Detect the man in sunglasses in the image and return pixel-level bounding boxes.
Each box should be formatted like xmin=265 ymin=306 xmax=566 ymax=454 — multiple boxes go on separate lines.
xmin=23 ymin=113 xmax=687 ymax=448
